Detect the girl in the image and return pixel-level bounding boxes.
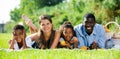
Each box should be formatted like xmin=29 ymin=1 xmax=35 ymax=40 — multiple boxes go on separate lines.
xmin=23 ymin=14 xmax=60 ymax=49
xmin=9 ymin=24 xmax=27 ymax=50
xmin=59 ymin=21 xmax=78 ymax=49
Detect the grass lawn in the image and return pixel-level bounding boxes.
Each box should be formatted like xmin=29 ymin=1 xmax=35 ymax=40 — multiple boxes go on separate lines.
xmin=0 ymin=33 xmax=120 ymax=59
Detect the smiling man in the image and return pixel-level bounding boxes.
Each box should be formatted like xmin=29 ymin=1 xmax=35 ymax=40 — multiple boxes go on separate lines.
xmin=74 ymin=13 xmax=106 ymax=49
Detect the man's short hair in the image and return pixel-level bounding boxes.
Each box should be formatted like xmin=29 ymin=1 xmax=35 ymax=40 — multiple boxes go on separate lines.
xmin=84 ymin=13 xmax=96 ymax=22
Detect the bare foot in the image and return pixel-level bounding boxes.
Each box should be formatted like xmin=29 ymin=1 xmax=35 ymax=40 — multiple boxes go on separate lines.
xmin=22 ymin=14 xmax=29 ymax=21
xmin=22 ymin=14 xmax=38 ymax=33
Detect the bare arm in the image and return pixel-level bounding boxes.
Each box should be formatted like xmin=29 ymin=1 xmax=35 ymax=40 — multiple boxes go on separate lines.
xmin=9 ymin=34 xmax=16 ymax=49
xmin=50 ymin=30 xmax=61 ymax=49
xmin=9 ymin=39 xmax=15 ymax=49
xmin=28 ymin=32 xmax=40 ymax=41
xmin=72 ymin=37 xmax=78 ymax=48
xmin=22 ymin=30 xmax=27 ymax=49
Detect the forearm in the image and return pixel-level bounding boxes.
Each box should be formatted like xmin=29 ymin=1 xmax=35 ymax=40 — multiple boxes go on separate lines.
xmin=50 ymin=31 xmax=60 ymax=49
xmin=9 ymin=40 xmax=14 ymax=49
xmin=74 ymin=43 xmax=78 ymax=48
xmin=50 ymin=39 xmax=59 ymax=49
xmin=22 ymin=40 xmax=27 ymax=49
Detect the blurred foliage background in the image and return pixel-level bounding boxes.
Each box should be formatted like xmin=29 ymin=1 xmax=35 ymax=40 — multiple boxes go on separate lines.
xmin=4 ymin=0 xmax=120 ymax=33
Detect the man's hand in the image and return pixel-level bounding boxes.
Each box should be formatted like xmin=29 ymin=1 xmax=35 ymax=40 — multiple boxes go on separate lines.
xmin=89 ymin=41 xmax=99 ymax=49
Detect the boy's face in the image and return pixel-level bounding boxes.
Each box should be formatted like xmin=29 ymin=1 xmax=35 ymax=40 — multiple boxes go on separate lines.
xmin=83 ymin=18 xmax=95 ymax=35
xmin=63 ymin=28 xmax=73 ymax=41
xmin=13 ymin=29 xmax=23 ymax=42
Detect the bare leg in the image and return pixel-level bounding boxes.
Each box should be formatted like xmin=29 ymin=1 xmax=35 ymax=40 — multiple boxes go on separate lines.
xmin=22 ymin=14 xmax=38 ymax=34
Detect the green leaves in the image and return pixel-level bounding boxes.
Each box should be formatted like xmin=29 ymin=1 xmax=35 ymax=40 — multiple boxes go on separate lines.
xmin=8 ymin=0 xmax=120 ymax=32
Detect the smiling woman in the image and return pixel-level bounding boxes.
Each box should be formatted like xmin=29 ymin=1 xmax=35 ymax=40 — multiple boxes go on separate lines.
xmin=0 ymin=0 xmax=20 ymax=24
xmin=24 ymin=14 xmax=61 ymax=49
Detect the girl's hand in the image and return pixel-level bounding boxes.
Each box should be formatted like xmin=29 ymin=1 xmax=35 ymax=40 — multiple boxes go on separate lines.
xmin=12 ymin=32 xmax=17 ymax=41
xmin=65 ymin=42 xmax=72 ymax=49
xmin=21 ymin=30 xmax=26 ymax=40
xmin=9 ymin=33 xmax=16 ymax=49
xmin=21 ymin=30 xmax=27 ymax=49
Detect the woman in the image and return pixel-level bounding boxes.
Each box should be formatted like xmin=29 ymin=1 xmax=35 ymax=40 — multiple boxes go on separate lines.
xmin=23 ymin=14 xmax=60 ymax=49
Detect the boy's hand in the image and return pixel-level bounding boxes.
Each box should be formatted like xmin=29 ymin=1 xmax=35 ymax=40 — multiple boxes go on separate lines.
xmin=89 ymin=41 xmax=98 ymax=49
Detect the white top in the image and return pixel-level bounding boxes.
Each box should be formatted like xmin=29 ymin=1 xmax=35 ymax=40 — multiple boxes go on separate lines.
xmin=25 ymin=36 xmax=35 ymax=48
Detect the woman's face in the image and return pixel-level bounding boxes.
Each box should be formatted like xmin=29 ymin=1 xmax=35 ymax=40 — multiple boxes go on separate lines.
xmin=63 ymin=28 xmax=73 ymax=41
xmin=40 ymin=19 xmax=52 ymax=33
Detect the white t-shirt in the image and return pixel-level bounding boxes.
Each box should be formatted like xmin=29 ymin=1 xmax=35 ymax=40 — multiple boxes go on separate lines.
xmin=25 ymin=36 xmax=35 ymax=48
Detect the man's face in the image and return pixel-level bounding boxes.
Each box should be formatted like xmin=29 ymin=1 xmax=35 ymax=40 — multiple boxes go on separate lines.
xmin=83 ymin=18 xmax=95 ymax=35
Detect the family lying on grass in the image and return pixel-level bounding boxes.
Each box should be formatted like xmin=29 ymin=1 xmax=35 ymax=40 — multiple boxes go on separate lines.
xmin=9 ymin=13 xmax=120 ymax=50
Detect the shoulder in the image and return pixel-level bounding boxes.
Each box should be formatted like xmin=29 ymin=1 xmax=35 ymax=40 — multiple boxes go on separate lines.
xmin=53 ymin=30 xmax=61 ymax=39
xmin=74 ymin=24 xmax=83 ymax=30
xmin=94 ymin=23 xmax=105 ymax=34
xmin=95 ymin=23 xmax=104 ymax=28
xmin=74 ymin=24 xmax=84 ymax=36
xmin=72 ymin=37 xmax=78 ymax=40
xmin=59 ymin=37 xmax=64 ymax=41
xmin=72 ymin=37 xmax=78 ymax=42
xmin=55 ymin=30 xmax=61 ymax=35
xmin=94 ymin=23 xmax=105 ymax=31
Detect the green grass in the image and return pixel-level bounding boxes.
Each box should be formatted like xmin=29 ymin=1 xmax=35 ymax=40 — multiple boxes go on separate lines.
xmin=0 ymin=49 xmax=120 ymax=59
xmin=0 ymin=33 xmax=120 ymax=59
xmin=0 ymin=33 xmax=11 ymax=48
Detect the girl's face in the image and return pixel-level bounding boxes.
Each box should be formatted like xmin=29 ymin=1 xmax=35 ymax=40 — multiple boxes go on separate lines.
xmin=63 ymin=28 xmax=73 ymax=41
xmin=13 ymin=29 xmax=23 ymax=42
xmin=40 ymin=19 xmax=52 ymax=33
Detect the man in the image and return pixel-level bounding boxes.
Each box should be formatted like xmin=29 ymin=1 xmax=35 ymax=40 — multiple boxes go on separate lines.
xmin=74 ymin=13 xmax=106 ymax=49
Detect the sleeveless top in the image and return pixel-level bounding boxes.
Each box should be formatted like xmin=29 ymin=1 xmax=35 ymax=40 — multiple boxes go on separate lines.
xmin=33 ymin=30 xmax=56 ymax=49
